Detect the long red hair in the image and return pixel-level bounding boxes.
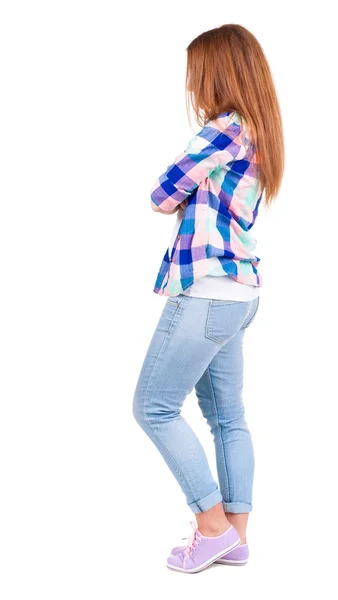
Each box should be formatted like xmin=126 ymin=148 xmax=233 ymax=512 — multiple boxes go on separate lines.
xmin=186 ymin=24 xmax=285 ymax=206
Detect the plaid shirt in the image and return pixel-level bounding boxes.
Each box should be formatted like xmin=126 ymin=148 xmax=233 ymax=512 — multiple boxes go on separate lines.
xmin=150 ymin=110 xmax=263 ymax=297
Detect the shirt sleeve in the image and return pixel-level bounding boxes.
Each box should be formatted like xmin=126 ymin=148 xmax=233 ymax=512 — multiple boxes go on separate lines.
xmin=150 ymin=114 xmax=243 ymax=212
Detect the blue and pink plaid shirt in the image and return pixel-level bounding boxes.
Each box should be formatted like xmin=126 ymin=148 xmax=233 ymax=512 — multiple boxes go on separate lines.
xmin=150 ymin=110 xmax=263 ymax=297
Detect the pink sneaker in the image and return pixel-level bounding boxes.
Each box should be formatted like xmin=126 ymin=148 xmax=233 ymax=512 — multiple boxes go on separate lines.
xmin=171 ymin=539 xmax=249 ymax=567
xmin=215 ymin=543 xmax=249 ymax=565
xmin=167 ymin=522 xmax=240 ymax=574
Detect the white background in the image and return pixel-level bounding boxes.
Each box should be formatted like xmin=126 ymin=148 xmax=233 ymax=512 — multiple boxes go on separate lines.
xmin=1 ymin=1 xmax=337 ymax=598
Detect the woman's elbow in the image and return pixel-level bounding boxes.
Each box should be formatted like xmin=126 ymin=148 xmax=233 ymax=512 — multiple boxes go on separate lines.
xmin=151 ymin=199 xmax=161 ymax=212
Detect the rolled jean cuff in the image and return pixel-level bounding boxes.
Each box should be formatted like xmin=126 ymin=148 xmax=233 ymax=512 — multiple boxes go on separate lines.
xmin=223 ymin=501 xmax=253 ymax=513
xmin=188 ymin=489 xmax=223 ymax=514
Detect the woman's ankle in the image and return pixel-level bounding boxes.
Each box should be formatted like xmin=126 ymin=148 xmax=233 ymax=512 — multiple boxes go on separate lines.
xmin=196 ymin=502 xmax=231 ymax=537
xmin=224 ymin=511 xmax=248 ymax=545
xmin=198 ymin=522 xmax=231 ymax=537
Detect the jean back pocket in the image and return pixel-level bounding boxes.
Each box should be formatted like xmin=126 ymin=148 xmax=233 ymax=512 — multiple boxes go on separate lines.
xmin=205 ymin=299 xmax=252 ymax=345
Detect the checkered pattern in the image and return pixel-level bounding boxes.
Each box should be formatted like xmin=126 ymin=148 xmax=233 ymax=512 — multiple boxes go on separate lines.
xmin=150 ymin=110 xmax=263 ymax=297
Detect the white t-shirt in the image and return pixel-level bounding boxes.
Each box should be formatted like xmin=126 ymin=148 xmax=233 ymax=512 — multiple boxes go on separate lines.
xmin=168 ymin=210 xmax=260 ymax=301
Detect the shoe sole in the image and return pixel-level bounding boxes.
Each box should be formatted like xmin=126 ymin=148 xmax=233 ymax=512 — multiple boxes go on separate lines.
xmin=215 ymin=558 xmax=248 ymax=566
xmin=166 ymin=538 xmax=241 ymax=574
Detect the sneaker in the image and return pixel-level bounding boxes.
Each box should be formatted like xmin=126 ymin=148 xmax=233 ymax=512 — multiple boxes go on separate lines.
xmin=215 ymin=543 xmax=249 ymax=566
xmin=171 ymin=539 xmax=249 ymax=567
xmin=166 ymin=521 xmax=240 ymax=573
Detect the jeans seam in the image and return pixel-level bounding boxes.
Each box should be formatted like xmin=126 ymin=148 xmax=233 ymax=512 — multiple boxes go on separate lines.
xmin=167 ymin=297 xmax=183 ymax=306
xmin=206 ymin=366 xmax=231 ymax=504
xmin=142 ymin=304 xmax=179 ymax=421
xmin=243 ymin=296 xmax=260 ymax=329
xmin=205 ymin=301 xmax=223 ymax=345
xmin=142 ymin=300 xmax=184 ymax=414
xmin=141 ymin=296 xmax=196 ymax=504
xmin=165 ymin=297 xmax=185 ymax=336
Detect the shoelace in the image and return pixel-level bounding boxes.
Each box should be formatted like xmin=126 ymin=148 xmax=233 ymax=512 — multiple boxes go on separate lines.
xmin=184 ymin=521 xmax=203 ymax=559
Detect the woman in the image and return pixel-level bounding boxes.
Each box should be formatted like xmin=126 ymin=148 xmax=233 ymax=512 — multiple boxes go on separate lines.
xmin=133 ymin=23 xmax=284 ymax=574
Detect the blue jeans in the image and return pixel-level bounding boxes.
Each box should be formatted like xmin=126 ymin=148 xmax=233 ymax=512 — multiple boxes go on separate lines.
xmin=133 ymin=294 xmax=260 ymax=514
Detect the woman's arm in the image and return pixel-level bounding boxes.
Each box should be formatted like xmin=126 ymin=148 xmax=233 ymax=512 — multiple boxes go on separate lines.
xmin=151 ymin=199 xmax=187 ymax=214
xmin=149 ymin=115 xmax=239 ymax=213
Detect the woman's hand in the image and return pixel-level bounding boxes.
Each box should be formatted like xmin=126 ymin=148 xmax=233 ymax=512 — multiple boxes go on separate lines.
xmin=177 ymin=199 xmax=188 ymax=215
xmin=151 ymin=198 xmax=189 ymax=215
